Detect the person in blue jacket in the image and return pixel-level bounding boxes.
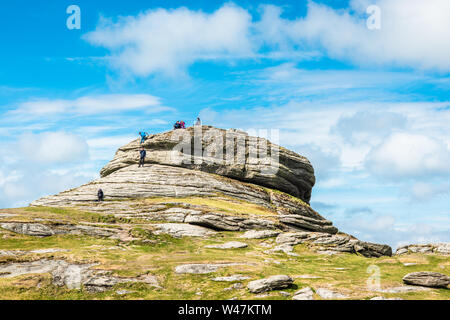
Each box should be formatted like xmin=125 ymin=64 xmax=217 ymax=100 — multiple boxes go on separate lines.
xmin=139 ymin=146 xmax=147 ymax=167
xmin=139 ymin=131 xmax=149 ymax=144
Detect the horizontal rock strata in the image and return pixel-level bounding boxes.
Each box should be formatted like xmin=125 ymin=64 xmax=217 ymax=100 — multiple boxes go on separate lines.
xmin=100 ymin=126 xmax=315 ymax=203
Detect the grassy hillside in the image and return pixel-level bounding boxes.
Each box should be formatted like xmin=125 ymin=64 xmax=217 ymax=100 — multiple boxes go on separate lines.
xmin=0 ymin=203 xmax=448 ymax=300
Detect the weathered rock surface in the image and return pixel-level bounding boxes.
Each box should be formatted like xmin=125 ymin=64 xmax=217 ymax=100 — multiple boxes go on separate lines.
xmin=241 ymin=230 xmax=280 ymax=239
xmin=396 ymin=243 xmax=450 ymax=255
xmin=372 ymin=285 xmax=430 ymax=293
xmin=99 ymin=126 xmax=315 ymax=203
xmin=315 ymin=288 xmax=349 ymax=299
xmin=205 ymin=241 xmax=248 ymax=249
xmin=27 ymin=126 xmax=394 ymax=258
xmin=0 ymin=222 xmax=121 ymax=239
xmin=279 ymin=215 xmax=338 ymax=234
xmin=175 ymin=263 xmax=244 ymax=274
xmin=0 ymin=259 xmax=159 ymax=292
xmin=154 ymin=223 xmax=216 ymax=238
xmin=292 ymin=287 xmax=314 ymax=300
xmin=370 ymin=296 xmax=403 ymax=300
xmin=247 ymin=275 xmax=293 ymax=293
xmin=402 ymin=272 xmax=450 ymax=289
xmin=274 ymin=231 xmax=392 ymax=258
xmin=184 ymin=211 xmax=277 ymax=231
xmin=211 ymin=275 xmax=251 ymax=282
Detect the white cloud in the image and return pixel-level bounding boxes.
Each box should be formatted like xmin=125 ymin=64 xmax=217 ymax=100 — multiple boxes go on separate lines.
xmin=84 ymin=4 xmax=254 ymax=76
xmin=84 ymin=1 xmax=450 ymax=77
xmin=11 ymin=94 xmax=162 ymax=116
xmin=0 ymin=167 xmax=95 ymax=208
xmin=257 ymin=0 xmax=450 ymax=71
xmin=332 ymin=111 xmax=407 ymax=144
xmin=366 ymin=132 xmax=450 ymax=178
xmin=410 ymin=182 xmax=450 ymax=201
xmin=18 ymin=132 xmax=89 ymax=164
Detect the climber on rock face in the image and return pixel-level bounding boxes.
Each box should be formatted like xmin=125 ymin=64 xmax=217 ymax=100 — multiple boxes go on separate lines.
xmin=139 ymin=131 xmax=149 ymax=144
xmin=97 ymin=189 xmax=104 ymax=202
xmin=139 ymin=146 xmax=146 ymax=168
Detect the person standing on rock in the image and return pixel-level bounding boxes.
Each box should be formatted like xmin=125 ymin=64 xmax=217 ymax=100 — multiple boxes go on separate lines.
xmin=195 ymin=117 xmax=201 ymax=126
xmin=97 ymin=189 xmax=104 ymax=202
xmin=139 ymin=131 xmax=149 ymax=144
xmin=139 ymin=146 xmax=147 ymax=167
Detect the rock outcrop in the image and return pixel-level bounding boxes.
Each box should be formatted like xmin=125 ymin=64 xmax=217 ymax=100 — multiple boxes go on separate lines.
xmin=247 ymin=275 xmax=293 ymax=293
xmin=402 ymin=272 xmax=450 ymax=289
xmin=99 ymin=126 xmax=315 ymax=203
xmin=28 ymin=126 xmax=392 ymax=258
xmin=396 ymin=243 xmax=450 ymax=255
xmin=274 ymin=231 xmax=392 ymax=258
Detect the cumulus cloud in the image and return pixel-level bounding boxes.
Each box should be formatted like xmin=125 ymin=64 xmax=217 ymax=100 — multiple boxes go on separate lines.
xmin=18 ymin=132 xmax=89 ymax=164
xmin=11 ymin=94 xmax=162 ymax=116
xmin=0 ymin=167 xmax=94 ymax=208
xmin=332 ymin=111 xmax=407 ymax=144
xmin=84 ymin=4 xmax=254 ymax=76
xmin=296 ymin=144 xmax=340 ymax=180
xmin=410 ymin=182 xmax=450 ymax=201
xmin=366 ymin=132 xmax=450 ymax=179
xmin=84 ymin=1 xmax=450 ymax=77
xmin=256 ymin=0 xmax=450 ymax=71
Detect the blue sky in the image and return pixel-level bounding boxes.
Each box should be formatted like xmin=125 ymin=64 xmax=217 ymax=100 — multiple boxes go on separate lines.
xmin=1 ymin=0 xmax=449 ymax=249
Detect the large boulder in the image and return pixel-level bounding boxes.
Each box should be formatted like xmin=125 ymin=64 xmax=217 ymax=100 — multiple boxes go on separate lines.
xmin=247 ymin=275 xmax=293 ymax=293
xmin=396 ymin=243 xmax=450 ymax=255
xmin=99 ymin=126 xmax=315 ymax=203
xmin=31 ymin=164 xmax=335 ymax=235
xmin=402 ymin=272 xmax=450 ymax=289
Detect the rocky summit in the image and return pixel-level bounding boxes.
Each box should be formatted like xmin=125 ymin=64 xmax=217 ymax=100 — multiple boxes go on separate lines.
xmin=0 ymin=126 xmax=448 ymax=300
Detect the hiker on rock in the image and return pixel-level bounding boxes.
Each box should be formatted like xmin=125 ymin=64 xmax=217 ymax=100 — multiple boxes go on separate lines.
xmin=174 ymin=121 xmax=180 ymax=129
xmin=139 ymin=146 xmax=146 ymax=167
xmin=97 ymin=189 xmax=104 ymax=202
xmin=180 ymin=120 xmax=186 ymax=129
xmin=195 ymin=117 xmax=201 ymax=126
xmin=139 ymin=131 xmax=149 ymax=144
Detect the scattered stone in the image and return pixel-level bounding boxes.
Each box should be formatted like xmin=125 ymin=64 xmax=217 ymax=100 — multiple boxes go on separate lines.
xmin=316 ymin=288 xmax=349 ymax=299
xmin=403 ymin=263 xmax=417 ymax=266
xmin=224 ymin=283 xmax=244 ymax=291
xmin=279 ymin=291 xmax=290 ymax=297
xmin=154 ymin=223 xmax=216 ymax=238
xmin=247 ymin=275 xmax=293 ymax=294
xmin=116 ymin=290 xmax=134 ymax=295
xmin=0 ymin=222 xmax=120 ymax=239
xmin=241 ymin=230 xmax=280 ymax=239
xmin=292 ymin=287 xmax=314 ymax=300
xmin=0 ymin=213 xmax=17 ymax=219
xmin=396 ymin=243 xmax=450 ymax=255
xmin=30 ymin=248 xmax=70 ymax=254
xmin=211 ymin=275 xmax=251 ymax=282
xmin=84 ymin=276 xmax=118 ymax=293
xmin=175 ymin=263 xmax=243 ymax=274
xmin=402 ymin=272 xmax=450 ymax=289
xmin=0 ymin=223 xmax=55 ymax=237
xmin=275 ymin=231 xmax=392 ymax=258
xmin=370 ymin=296 xmax=403 ymax=300
xmin=373 ymin=286 xmax=430 ymax=293
xmin=205 ymin=241 xmax=248 ymax=249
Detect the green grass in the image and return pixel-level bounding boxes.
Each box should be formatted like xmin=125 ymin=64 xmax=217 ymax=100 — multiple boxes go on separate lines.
xmin=21 ymin=206 xmax=132 ymax=224
xmin=142 ymin=196 xmax=276 ymax=217
xmin=0 ymin=205 xmax=448 ymax=300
